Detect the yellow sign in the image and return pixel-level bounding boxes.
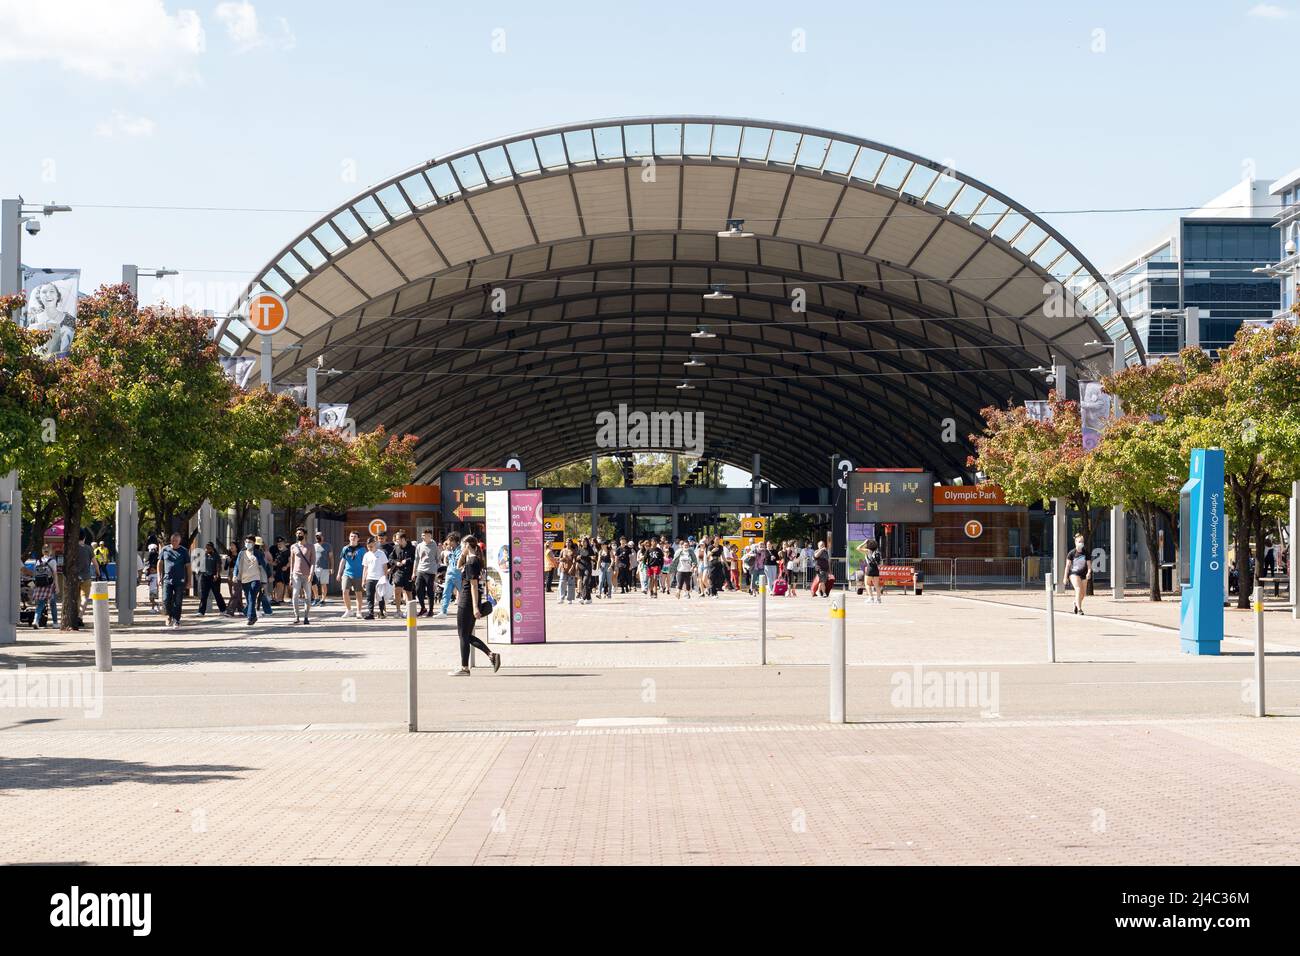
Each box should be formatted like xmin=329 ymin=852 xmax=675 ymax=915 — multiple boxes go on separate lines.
xmin=741 ymin=516 xmax=766 ymax=539
xmin=543 ymin=516 xmax=566 ymax=551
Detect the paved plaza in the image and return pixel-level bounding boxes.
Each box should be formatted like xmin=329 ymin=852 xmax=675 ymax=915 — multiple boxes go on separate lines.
xmin=2 ymin=587 xmax=1299 ymax=864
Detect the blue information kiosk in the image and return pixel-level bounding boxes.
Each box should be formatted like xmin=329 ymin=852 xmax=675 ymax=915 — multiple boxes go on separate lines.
xmin=1179 ymin=448 xmax=1225 ymax=655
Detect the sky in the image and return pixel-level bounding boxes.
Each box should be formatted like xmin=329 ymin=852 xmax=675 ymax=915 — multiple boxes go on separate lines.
xmin=1 ymin=0 xmax=1296 ymax=316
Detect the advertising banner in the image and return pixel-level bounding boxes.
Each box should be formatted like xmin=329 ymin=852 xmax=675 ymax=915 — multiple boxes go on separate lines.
xmin=21 ymin=267 xmax=80 ymax=359
xmin=846 ymin=522 xmax=877 ymax=573
xmin=1079 ymin=381 xmax=1112 ymax=452
xmin=509 ymin=490 xmax=546 ymax=644
xmin=318 ymin=403 xmax=349 ymax=430
xmin=484 ymin=490 xmax=511 ymax=645
xmin=1024 ymin=400 xmax=1053 ymax=423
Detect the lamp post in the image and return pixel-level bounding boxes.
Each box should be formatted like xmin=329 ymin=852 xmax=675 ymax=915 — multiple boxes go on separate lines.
xmin=121 ymin=265 xmax=178 ymax=299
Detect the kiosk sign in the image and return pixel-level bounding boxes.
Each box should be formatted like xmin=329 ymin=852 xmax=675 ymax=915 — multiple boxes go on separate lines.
xmin=1178 ymin=448 xmax=1225 ymax=655
xmin=847 ymin=470 xmax=934 ymax=524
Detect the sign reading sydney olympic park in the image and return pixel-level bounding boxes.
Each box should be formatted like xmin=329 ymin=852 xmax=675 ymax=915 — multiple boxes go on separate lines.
xmin=847 ymin=470 xmax=936 ymax=524
xmin=595 ymin=404 xmax=704 ymax=457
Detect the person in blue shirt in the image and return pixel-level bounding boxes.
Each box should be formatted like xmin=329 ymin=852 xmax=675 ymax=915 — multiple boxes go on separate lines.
xmin=233 ymin=534 xmax=271 ymax=626
xmin=157 ymin=533 xmax=191 ymax=629
xmin=439 ymin=532 xmax=463 ymax=616
xmin=335 ymin=531 xmax=366 ymax=619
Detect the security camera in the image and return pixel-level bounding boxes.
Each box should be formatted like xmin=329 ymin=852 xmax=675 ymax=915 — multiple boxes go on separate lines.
xmin=23 ymin=218 xmax=40 ymax=236
xmin=1287 ymin=237 xmax=1297 ymax=257
xmin=1044 ymin=373 xmax=1056 ymax=385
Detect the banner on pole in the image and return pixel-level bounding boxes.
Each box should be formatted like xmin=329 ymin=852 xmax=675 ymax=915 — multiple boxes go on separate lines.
xmin=21 ymin=267 xmax=80 ymax=359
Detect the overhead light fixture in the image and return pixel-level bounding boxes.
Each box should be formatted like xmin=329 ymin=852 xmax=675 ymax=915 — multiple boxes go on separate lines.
xmin=691 ymin=325 xmax=716 ymax=339
xmin=676 ymin=381 xmax=695 ymax=390
xmin=703 ymin=283 xmax=732 ymax=301
xmin=683 ymin=355 xmax=705 ymax=367
xmin=717 ymin=218 xmax=753 ymax=239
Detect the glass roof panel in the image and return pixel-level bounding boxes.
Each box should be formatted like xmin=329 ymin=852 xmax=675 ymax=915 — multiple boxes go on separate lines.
xmin=478 ymin=146 xmax=513 ymax=182
xmin=258 ymin=271 xmax=290 ymax=296
xmin=506 ymin=139 xmax=540 ymax=174
xmin=875 ymin=155 xmax=912 ymax=191
xmin=623 ymin=124 xmax=653 ymax=157
xmin=276 ymin=253 xmax=309 ymax=282
xmin=849 ymin=147 xmax=886 ymax=182
xmin=225 ymin=316 xmax=251 ymax=339
xmin=1012 ymin=222 xmax=1047 ymax=256
xmin=768 ymin=129 xmax=800 ymax=164
xmin=993 ymin=209 xmax=1028 ymax=243
xmin=653 ymin=123 xmax=682 ymax=155
xmin=739 ymin=126 xmax=772 ymax=160
xmin=683 ymin=123 xmax=712 ymax=156
xmin=794 ymin=135 xmax=830 ymax=169
xmin=970 ymin=196 xmax=1007 ymax=231
xmin=924 ymin=173 xmax=962 ymax=209
xmin=332 ymin=208 xmax=367 ymax=241
xmin=710 ymin=124 xmax=741 ymax=157
xmin=948 ymin=185 xmax=985 ymax=219
xmin=450 ymin=155 xmax=487 ymax=189
xmin=293 ymin=237 xmax=326 ymax=270
xmin=426 ymin=164 xmax=460 ymax=199
xmin=1030 ymin=237 xmax=1066 ymax=270
xmin=901 ymin=164 xmax=939 ymax=199
xmin=311 ymin=222 xmax=346 ymax=256
xmin=1048 ymin=253 xmax=1081 ymax=281
xmin=822 ymin=140 xmax=857 ymax=175
xmin=533 ymin=133 xmax=568 ymax=169
xmin=376 ymin=183 xmax=412 ymax=219
xmin=400 ymin=172 xmax=436 ymax=209
xmin=352 ymin=195 xmax=388 ymax=229
xmin=594 ymin=126 xmax=624 ymax=160
xmin=563 ymin=129 xmax=597 ymax=164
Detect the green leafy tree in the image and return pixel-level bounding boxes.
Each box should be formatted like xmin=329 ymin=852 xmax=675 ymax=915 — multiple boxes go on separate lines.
xmin=968 ymin=393 xmax=1097 ymax=570
xmin=272 ymin=423 xmax=419 ymax=517
xmin=0 ymin=293 xmax=55 ymax=474
xmin=203 ymin=387 xmax=303 ymax=536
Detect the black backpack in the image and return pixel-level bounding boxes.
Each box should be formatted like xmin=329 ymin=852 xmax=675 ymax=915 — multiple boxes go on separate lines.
xmin=32 ymin=559 xmax=54 ymax=588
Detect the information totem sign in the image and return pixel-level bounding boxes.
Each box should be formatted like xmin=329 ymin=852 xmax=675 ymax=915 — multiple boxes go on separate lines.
xmin=484 ymin=489 xmax=547 ymax=645
xmin=741 ymin=516 xmax=766 ymax=539
xmin=1178 ymin=448 xmax=1225 ymax=656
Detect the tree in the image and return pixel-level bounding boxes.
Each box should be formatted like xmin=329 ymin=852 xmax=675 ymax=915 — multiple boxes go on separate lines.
xmin=204 ymin=387 xmax=302 ymax=536
xmin=0 ymin=293 xmax=55 ymax=474
xmin=968 ymin=393 xmax=1098 ymax=570
xmin=271 ymin=422 xmax=419 ymax=518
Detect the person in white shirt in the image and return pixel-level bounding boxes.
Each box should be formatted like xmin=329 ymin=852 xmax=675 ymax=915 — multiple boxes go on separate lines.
xmin=360 ymin=536 xmax=390 ymax=620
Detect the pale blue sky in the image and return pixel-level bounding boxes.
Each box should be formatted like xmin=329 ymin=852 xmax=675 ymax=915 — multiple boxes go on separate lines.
xmin=1 ymin=0 xmax=1294 ymax=314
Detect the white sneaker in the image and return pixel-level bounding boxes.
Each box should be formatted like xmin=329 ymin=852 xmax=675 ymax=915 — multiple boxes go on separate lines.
xmin=447 ymin=667 xmax=470 ymax=677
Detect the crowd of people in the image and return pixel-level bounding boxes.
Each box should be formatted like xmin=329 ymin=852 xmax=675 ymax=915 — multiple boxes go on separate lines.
xmin=543 ymin=535 xmax=843 ymax=602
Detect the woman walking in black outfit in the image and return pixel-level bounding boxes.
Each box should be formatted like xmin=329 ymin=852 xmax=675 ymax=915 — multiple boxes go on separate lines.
xmin=449 ymin=535 xmax=500 ymax=677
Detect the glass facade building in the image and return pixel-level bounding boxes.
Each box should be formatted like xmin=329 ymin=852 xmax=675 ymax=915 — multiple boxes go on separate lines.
xmin=1102 ymin=179 xmax=1282 ymax=359
xmin=1268 ymin=169 xmax=1300 ymax=320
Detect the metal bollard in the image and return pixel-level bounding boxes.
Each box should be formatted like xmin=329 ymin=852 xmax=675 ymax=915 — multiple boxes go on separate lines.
xmin=1253 ymin=585 xmax=1265 ymax=718
xmin=406 ymin=599 xmax=418 ymax=732
xmin=1045 ymin=572 xmax=1056 ymax=663
xmin=829 ymin=592 xmax=846 ymax=723
xmin=91 ymin=581 xmax=112 ymax=672
xmin=759 ymin=578 xmax=767 ymax=665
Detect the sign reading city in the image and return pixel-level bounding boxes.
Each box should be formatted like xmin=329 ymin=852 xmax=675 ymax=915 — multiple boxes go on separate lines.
xmin=441 ymin=469 xmax=529 ymax=523
xmin=847 ymin=470 xmax=935 ymax=524
xmin=247 ymin=291 xmax=289 ymax=336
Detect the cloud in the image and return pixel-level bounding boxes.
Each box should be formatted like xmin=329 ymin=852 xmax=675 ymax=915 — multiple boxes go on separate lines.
xmin=1248 ymin=4 xmax=1292 ymax=18
xmin=0 ymin=0 xmax=205 ymax=82
xmin=214 ymin=1 xmax=294 ymax=53
xmin=95 ymin=111 xmax=157 ymax=138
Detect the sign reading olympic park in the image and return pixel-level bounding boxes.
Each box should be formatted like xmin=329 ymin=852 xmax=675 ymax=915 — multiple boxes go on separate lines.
xmin=247 ymin=291 xmax=289 ymax=336
xmin=847 ymin=470 xmax=935 ymax=524
xmin=440 ymin=469 xmax=529 ymax=522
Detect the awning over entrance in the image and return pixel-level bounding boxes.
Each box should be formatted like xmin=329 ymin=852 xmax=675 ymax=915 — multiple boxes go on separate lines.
xmin=217 ymin=117 xmax=1135 ymax=487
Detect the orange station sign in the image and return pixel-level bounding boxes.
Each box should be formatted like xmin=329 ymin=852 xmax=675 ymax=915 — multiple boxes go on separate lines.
xmin=933 ymin=485 xmax=1006 ymax=506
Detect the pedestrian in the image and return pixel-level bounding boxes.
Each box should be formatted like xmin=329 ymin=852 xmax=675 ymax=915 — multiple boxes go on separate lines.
xmin=311 ymin=531 xmax=333 ymax=607
xmin=254 ymin=537 xmax=275 ymax=616
xmin=30 ymin=545 xmax=59 ymax=628
xmin=544 ymin=544 xmax=557 ymax=593
xmin=157 ymin=532 xmax=190 ymax=628
xmin=448 ymin=534 xmax=501 ymax=677
xmin=673 ymin=538 xmax=696 ymax=598
xmin=225 ymin=543 xmax=243 ymax=617
xmin=270 ymin=536 xmax=289 ymax=603
xmin=289 ymin=527 xmax=315 ymax=625
xmin=646 ymin=538 xmax=664 ymax=597
xmin=336 ymin=531 xmax=365 ymax=618
xmin=361 ymin=535 xmax=389 ymax=620
xmin=197 ymin=541 xmax=228 ymax=615
xmin=145 ymin=543 xmax=160 ymax=613
xmin=863 ymin=538 xmax=883 ymax=604
xmin=233 ymin=534 xmax=269 ymax=627
xmin=1066 ymin=533 xmax=1091 ymax=615
xmin=813 ymin=540 xmax=831 ymax=597
xmin=390 ymin=530 xmax=415 ymax=606
xmin=439 ymin=532 xmax=463 ymax=616
xmin=414 ymin=528 xmax=438 ymax=616
xmin=576 ymin=536 xmax=594 ymax=604
xmin=597 ymin=543 xmax=613 ymax=599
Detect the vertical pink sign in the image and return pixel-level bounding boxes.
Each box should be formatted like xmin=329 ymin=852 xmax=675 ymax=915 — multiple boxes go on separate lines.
xmin=508 ymin=489 xmax=546 ymax=644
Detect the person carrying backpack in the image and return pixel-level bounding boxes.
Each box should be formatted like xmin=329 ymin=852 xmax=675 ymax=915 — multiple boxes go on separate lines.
xmin=31 ymin=546 xmax=59 ymax=628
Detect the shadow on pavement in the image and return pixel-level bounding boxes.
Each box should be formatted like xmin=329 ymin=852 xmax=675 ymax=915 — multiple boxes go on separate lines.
xmin=0 ymin=755 xmax=252 ymax=791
